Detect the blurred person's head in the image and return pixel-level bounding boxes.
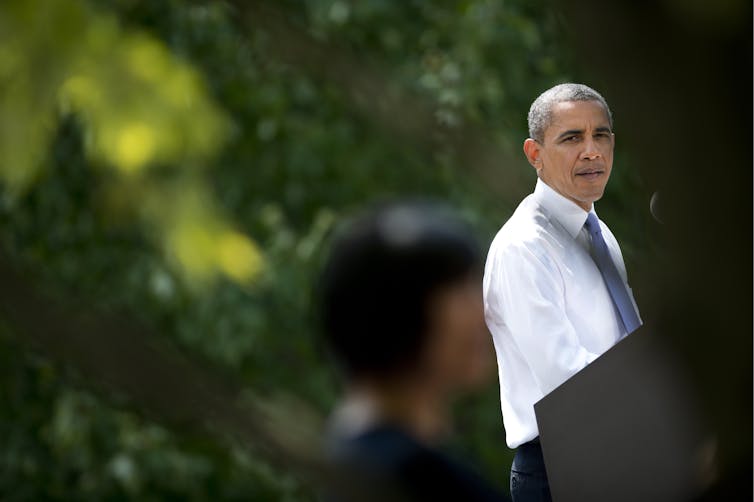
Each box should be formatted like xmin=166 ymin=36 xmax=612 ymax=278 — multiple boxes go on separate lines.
xmin=318 ymin=201 xmax=491 ymax=398
xmin=523 ymin=83 xmax=615 ymax=211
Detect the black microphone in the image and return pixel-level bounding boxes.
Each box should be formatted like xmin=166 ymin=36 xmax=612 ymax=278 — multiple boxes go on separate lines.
xmin=649 ymin=191 xmax=663 ymax=224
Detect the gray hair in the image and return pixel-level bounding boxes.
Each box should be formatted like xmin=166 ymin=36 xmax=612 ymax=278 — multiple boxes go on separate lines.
xmin=527 ymin=83 xmax=613 ymax=142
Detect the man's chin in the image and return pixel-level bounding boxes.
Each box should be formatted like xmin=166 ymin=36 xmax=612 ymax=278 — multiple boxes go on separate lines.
xmin=580 ymin=188 xmax=605 ymax=204
xmin=570 ymin=192 xmax=603 ymax=210
xmin=590 ymin=192 xmax=605 ymax=203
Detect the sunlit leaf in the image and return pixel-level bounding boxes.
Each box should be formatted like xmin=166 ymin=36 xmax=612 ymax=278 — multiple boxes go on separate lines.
xmin=0 ymin=0 xmax=260 ymax=284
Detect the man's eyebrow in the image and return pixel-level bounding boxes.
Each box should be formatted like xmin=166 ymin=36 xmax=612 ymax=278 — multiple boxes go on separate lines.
xmin=556 ymin=129 xmax=583 ymax=140
xmin=594 ymin=126 xmax=612 ymax=134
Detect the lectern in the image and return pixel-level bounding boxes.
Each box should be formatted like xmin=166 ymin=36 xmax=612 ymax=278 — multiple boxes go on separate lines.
xmin=535 ymin=329 xmax=705 ymax=502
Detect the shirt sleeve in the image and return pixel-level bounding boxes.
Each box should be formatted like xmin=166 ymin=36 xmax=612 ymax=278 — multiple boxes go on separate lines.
xmin=484 ymin=241 xmax=600 ymax=396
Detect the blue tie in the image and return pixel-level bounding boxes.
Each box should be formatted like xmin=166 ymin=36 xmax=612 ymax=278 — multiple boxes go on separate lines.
xmin=584 ymin=213 xmax=642 ymax=335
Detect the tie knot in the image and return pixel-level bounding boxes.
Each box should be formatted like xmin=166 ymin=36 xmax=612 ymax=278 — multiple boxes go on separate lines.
xmin=584 ymin=212 xmax=600 ymax=234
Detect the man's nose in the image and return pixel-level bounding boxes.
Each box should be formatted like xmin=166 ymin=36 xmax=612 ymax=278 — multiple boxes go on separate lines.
xmin=580 ymin=139 xmax=602 ymax=160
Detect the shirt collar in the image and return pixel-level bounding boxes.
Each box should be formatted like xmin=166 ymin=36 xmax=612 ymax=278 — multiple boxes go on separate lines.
xmin=533 ymin=178 xmax=595 ymax=239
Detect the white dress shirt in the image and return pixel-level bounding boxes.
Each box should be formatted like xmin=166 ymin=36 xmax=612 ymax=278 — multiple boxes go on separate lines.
xmin=483 ymin=178 xmax=639 ymax=448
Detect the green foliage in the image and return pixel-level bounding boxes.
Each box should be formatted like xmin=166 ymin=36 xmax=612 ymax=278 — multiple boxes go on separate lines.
xmin=0 ymin=0 xmax=261 ymax=285
xmin=0 ymin=0 xmax=642 ymax=499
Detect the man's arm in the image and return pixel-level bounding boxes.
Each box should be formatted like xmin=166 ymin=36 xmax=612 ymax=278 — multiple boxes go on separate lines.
xmin=484 ymin=242 xmax=599 ymax=395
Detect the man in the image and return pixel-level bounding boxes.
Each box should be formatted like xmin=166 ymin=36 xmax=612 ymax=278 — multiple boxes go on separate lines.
xmin=318 ymin=202 xmax=507 ymax=501
xmin=483 ymin=83 xmax=642 ymax=501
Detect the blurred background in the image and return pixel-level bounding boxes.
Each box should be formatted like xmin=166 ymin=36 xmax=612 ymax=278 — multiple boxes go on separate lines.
xmin=0 ymin=0 xmax=749 ymax=499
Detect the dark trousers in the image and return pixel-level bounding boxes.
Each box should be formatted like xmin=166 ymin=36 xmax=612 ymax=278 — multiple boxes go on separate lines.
xmin=510 ymin=439 xmax=552 ymax=502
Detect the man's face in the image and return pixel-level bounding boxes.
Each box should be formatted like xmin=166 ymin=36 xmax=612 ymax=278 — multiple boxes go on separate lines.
xmin=524 ymin=100 xmax=615 ymax=211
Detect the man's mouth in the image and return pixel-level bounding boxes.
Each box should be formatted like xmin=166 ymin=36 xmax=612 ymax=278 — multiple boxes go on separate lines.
xmin=575 ymin=169 xmax=605 ymax=180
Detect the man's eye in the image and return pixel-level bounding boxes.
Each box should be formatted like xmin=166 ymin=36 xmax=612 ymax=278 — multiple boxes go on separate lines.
xmin=564 ymin=136 xmax=578 ymax=142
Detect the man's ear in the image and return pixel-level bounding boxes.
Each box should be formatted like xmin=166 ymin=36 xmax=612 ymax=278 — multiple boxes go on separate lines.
xmin=523 ymin=138 xmax=542 ymax=169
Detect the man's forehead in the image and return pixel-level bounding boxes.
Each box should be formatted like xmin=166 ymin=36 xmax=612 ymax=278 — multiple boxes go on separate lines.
xmin=548 ymin=100 xmax=611 ymax=130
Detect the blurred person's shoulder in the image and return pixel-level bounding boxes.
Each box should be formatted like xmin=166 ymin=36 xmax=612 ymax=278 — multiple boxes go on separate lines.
xmin=325 ymin=424 xmax=507 ymax=502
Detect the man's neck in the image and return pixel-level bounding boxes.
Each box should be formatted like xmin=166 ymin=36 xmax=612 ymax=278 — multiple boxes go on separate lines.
xmin=537 ymin=177 xmax=593 ymax=212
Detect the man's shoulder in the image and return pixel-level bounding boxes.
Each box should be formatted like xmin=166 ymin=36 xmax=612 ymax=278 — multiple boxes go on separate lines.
xmin=489 ymin=195 xmax=561 ymax=257
xmin=597 ymin=218 xmax=620 ymax=244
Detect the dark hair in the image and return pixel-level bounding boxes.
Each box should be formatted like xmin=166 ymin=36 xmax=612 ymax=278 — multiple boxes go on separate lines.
xmin=317 ymin=201 xmax=482 ymax=379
